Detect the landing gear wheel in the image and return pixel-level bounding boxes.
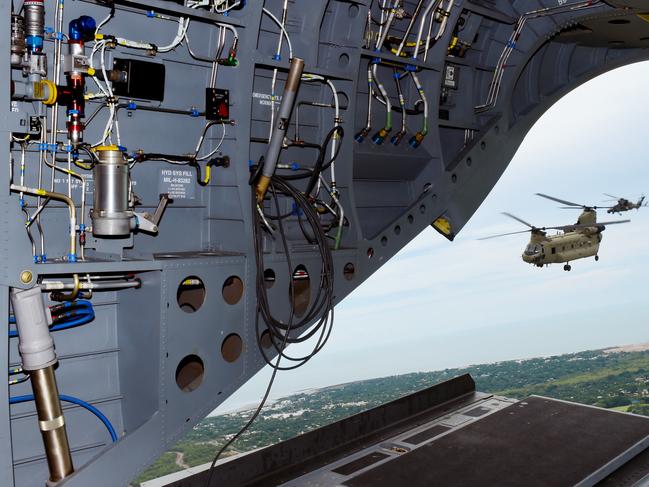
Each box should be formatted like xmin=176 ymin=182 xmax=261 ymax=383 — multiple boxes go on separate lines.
xmin=564 ymin=264 xmax=572 ymax=272
xmin=595 ymin=255 xmax=599 ymax=262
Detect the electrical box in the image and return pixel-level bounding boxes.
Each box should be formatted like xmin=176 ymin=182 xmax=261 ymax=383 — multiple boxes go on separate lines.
xmin=205 ymin=88 xmax=230 ymax=121
xmin=112 ymin=58 xmax=165 ymax=102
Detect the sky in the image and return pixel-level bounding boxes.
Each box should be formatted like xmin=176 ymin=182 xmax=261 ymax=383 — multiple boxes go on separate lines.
xmin=216 ymin=60 xmax=649 ymax=412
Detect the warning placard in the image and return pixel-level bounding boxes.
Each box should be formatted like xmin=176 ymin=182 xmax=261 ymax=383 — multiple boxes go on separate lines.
xmin=159 ymin=168 xmax=196 ymax=200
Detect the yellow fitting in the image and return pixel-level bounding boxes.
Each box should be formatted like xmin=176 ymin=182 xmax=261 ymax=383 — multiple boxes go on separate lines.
xmin=256 ymin=176 xmax=271 ymax=203
xmin=20 ymin=270 xmax=33 ymax=284
xmin=95 ymin=33 xmax=104 ymax=40
xmin=94 ymin=145 xmax=120 ymax=152
xmin=40 ymin=80 xmax=58 ymax=106
xmin=87 ymin=67 xmax=96 ymax=76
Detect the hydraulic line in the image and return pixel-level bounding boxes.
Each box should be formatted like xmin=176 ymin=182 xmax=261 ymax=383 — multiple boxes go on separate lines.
xmin=10 ymin=184 xmax=77 ymax=261
xmin=265 ymin=2 xmax=291 ymax=142
xmin=40 ymin=278 xmax=141 ymax=291
xmin=370 ymin=61 xmax=392 ymax=144
xmin=300 ymin=74 xmax=341 ymax=193
xmin=9 ymin=394 xmax=118 ymax=443
xmin=395 ymin=0 xmax=426 ymax=56
xmin=409 ymin=71 xmax=429 ymax=148
xmin=414 ymin=0 xmax=443 ymax=61
xmin=370 ymin=0 xmax=401 ymax=145
xmin=355 ymin=65 xmax=374 ymax=143
xmin=391 ymin=69 xmax=407 ymax=146
xmin=476 ymin=0 xmax=601 ymax=111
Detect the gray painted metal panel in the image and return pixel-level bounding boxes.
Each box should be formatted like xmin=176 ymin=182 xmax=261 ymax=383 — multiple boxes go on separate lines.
xmin=0 ymin=0 xmax=647 ymax=485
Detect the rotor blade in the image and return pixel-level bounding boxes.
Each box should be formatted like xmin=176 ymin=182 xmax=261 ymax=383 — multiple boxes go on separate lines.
xmin=595 ymin=220 xmax=631 ymax=226
xmin=604 ymin=193 xmax=621 ymax=200
xmin=478 ymin=229 xmax=532 ymax=241
xmin=536 ymin=193 xmax=583 ymax=208
xmin=501 ymin=212 xmax=535 ymax=228
xmin=544 ymin=220 xmax=630 ymax=232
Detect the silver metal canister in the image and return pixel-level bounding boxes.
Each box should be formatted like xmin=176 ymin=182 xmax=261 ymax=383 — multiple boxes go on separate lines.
xmin=91 ymin=146 xmax=135 ymax=237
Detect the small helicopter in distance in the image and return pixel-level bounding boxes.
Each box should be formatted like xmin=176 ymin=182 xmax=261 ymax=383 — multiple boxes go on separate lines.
xmin=480 ymin=194 xmax=630 ymax=271
xmin=603 ymin=194 xmax=646 ymax=215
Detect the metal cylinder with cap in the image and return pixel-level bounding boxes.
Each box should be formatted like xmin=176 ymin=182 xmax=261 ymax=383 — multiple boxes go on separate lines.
xmin=23 ymin=0 xmax=44 ymax=53
xmin=256 ymin=57 xmax=305 ymax=202
xmin=91 ymin=146 xmax=135 ymax=237
xmin=10 ymin=287 xmax=74 ymax=483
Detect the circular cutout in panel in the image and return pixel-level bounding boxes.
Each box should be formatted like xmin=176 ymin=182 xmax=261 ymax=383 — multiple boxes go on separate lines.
xmin=222 ymin=334 xmax=243 ymax=363
xmin=381 ymin=236 xmax=388 ymax=247
xmin=260 ymin=329 xmax=273 ymax=349
xmin=348 ymin=4 xmax=359 ymax=17
xmin=419 ymin=205 xmax=426 ymax=215
xmin=222 ymin=276 xmax=244 ymax=305
xmin=609 ymin=19 xmax=630 ymax=25
xmin=290 ymin=265 xmax=311 ymax=317
xmin=343 ymin=263 xmax=355 ymax=281
xmin=177 ymin=276 xmax=206 ymax=313
xmin=338 ymin=53 xmax=350 ymax=68
xmin=175 ymin=355 xmax=204 ymax=392
xmin=407 ymin=215 xmax=414 ymax=224
xmin=264 ymin=268 xmax=276 ymax=289
xmin=466 ymin=157 xmax=473 ymax=167
xmin=394 ymin=225 xmax=401 ymax=235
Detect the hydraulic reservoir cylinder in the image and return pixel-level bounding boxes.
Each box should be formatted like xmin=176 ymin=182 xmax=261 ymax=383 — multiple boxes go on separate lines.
xmin=256 ymin=57 xmax=305 ymax=202
xmin=10 ymin=287 xmax=74 ymax=483
xmin=91 ymin=146 xmax=135 ymax=237
xmin=23 ymin=0 xmax=44 ymax=53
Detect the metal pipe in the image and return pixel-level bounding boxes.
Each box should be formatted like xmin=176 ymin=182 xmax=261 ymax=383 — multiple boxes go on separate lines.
xmin=41 ymin=279 xmax=141 ymax=291
xmin=10 ymin=287 xmax=74 ymax=483
xmin=11 ymin=184 xmax=77 ymax=261
xmin=256 ymin=57 xmax=305 ymax=202
xmin=395 ymin=0 xmax=426 ymax=56
xmin=30 ymin=367 xmax=74 ymax=482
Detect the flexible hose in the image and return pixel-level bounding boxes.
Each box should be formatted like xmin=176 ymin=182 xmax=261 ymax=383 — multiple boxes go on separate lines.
xmin=9 ymin=394 xmax=118 ymax=442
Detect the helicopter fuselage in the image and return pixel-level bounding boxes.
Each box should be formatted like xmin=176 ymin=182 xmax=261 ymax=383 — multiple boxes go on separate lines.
xmin=522 ymin=230 xmax=602 ymax=267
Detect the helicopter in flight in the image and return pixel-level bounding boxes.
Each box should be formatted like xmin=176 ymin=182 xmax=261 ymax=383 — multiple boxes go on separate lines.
xmin=480 ymin=194 xmax=630 ymax=271
xmin=603 ymin=194 xmax=646 ymax=215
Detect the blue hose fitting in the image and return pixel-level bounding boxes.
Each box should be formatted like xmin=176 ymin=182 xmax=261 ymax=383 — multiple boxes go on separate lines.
xmin=409 ymin=131 xmax=425 ymax=149
xmin=69 ymin=16 xmax=96 ymax=42
xmin=354 ymin=128 xmax=370 ymax=143
xmin=372 ymin=128 xmax=390 ymax=145
xmin=391 ymin=132 xmax=405 ymax=146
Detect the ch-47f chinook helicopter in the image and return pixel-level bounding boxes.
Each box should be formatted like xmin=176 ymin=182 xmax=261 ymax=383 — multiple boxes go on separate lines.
xmin=481 ymin=194 xmax=630 ymax=271
xmin=603 ymin=194 xmax=647 ymax=215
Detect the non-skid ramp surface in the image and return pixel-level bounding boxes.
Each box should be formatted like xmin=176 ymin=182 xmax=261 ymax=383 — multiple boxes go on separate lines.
xmin=344 ymin=396 xmax=649 ymax=487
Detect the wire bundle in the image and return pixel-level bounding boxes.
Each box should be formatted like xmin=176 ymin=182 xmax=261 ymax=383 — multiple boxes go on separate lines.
xmin=204 ymin=176 xmax=336 ymax=484
xmin=254 ymin=177 xmax=335 ymax=371
xmin=8 ymin=299 xmax=95 ymax=338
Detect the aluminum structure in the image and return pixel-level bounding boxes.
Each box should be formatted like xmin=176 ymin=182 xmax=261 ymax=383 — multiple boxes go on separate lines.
xmin=2 ymin=0 xmax=649 ymax=485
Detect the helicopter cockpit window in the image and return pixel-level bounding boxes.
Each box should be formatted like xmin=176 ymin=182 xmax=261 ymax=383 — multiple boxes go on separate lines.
xmin=524 ymin=244 xmax=542 ymax=256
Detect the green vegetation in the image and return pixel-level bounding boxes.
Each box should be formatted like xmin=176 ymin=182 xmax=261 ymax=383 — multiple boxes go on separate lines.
xmin=132 ymin=347 xmax=649 ymax=486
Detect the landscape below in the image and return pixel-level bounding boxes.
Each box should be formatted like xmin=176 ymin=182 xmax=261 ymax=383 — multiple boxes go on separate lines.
xmin=133 ymin=344 xmax=649 ymax=485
